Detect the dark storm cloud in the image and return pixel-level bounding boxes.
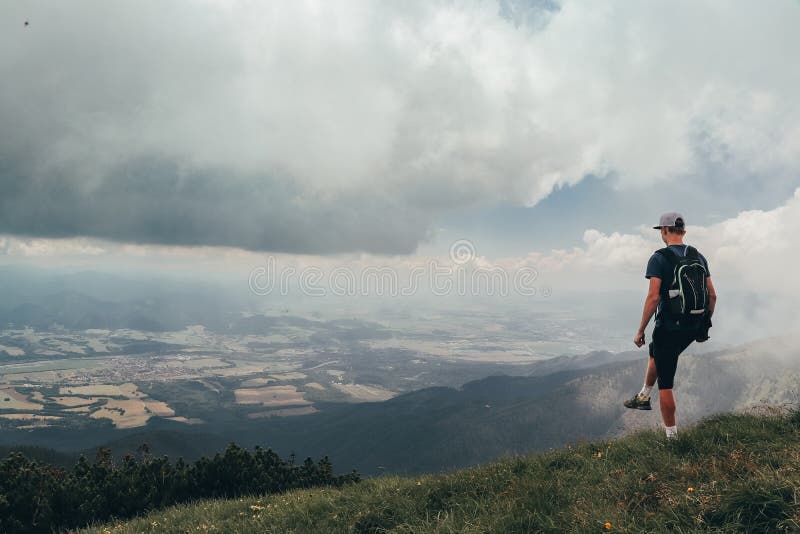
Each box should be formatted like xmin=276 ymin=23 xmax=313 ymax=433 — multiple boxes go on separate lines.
xmin=0 ymin=155 xmax=428 ymax=254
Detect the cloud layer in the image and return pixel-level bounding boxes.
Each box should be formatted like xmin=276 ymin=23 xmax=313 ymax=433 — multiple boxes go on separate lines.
xmin=2 ymin=182 xmax=799 ymax=342
xmin=1 ymin=0 xmax=798 ymax=253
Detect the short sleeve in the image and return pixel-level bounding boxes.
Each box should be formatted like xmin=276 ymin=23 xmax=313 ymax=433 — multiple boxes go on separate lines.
xmin=645 ymin=253 xmax=664 ymax=279
xmin=700 ymin=253 xmax=711 ymax=277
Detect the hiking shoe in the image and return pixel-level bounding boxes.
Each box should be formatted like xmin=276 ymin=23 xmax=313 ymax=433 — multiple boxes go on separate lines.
xmin=623 ymin=393 xmax=652 ymax=410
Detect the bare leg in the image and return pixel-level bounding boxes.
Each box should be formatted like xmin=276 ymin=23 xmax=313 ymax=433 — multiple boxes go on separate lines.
xmin=659 ymin=389 xmax=676 ymax=427
xmin=645 ymin=357 xmax=657 ymax=388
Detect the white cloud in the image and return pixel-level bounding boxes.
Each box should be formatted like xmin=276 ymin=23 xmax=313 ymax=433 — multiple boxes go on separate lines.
xmin=516 ymin=187 xmax=799 ymax=291
xmin=0 ymin=236 xmax=106 ymax=257
xmin=1 ymin=1 xmax=798 ymax=252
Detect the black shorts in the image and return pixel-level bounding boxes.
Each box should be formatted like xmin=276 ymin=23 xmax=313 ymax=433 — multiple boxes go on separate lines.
xmin=649 ymin=326 xmax=697 ymax=390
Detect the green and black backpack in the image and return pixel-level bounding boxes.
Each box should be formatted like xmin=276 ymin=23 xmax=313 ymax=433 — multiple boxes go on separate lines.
xmin=656 ymin=245 xmax=709 ymax=325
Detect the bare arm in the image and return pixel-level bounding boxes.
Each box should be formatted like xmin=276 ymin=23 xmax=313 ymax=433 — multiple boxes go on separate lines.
xmin=706 ymin=277 xmax=717 ymax=318
xmin=634 ymin=277 xmax=661 ymax=347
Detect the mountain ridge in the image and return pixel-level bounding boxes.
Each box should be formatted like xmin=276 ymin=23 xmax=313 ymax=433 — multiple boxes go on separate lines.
xmin=79 ymin=408 xmax=800 ymax=533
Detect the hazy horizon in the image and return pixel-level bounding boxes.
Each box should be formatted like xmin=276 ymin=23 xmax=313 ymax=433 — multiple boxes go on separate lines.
xmin=2 ymin=1 xmax=800 ymax=349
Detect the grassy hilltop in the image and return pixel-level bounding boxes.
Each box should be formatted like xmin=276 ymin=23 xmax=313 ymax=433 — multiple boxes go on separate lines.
xmin=83 ymin=408 xmax=800 ymax=534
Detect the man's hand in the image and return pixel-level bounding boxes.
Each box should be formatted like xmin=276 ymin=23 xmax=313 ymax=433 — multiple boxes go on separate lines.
xmin=635 ymin=277 xmax=660 ymax=348
xmin=634 ymin=330 xmax=646 ymax=347
xmin=695 ymin=314 xmax=712 ymax=342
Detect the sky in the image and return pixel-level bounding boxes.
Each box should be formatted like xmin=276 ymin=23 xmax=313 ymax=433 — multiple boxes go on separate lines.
xmin=1 ymin=0 xmax=799 ymax=340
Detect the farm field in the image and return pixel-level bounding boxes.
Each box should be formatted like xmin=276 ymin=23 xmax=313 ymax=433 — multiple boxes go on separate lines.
xmin=233 ymin=385 xmax=311 ymax=407
xmin=0 ymin=387 xmax=42 ymax=410
xmin=331 ymin=383 xmax=396 ymax=402
xmin=0 ymin=309 xmax=604 ymax=434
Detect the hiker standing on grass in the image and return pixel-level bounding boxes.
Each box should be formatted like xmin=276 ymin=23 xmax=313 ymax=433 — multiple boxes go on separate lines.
xmin=624 ymin=212 xmax=717 ymax=439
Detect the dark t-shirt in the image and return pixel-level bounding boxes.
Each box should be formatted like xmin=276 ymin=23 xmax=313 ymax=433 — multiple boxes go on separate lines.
xmin=645 ymin=244 xmax=710 ymax=329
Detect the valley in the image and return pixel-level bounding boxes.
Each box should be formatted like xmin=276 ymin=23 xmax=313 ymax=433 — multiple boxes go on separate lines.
xmin=0 ymin=292 xmax=633 ymax=434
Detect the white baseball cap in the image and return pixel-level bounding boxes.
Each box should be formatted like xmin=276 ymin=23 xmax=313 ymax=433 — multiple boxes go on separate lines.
xmin=653 ymin=212 xmax=685 ymax=229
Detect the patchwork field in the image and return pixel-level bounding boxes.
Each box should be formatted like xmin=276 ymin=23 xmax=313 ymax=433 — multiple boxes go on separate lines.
xmin=50 ymin=396 xmax=101 ymax=407
xmin=0 ymin=344 xmax=25 ymax=356
xmin=0 ymin=314 xmax=574 ymax=433
xmin=240 ymin=377 xmax=275 ymax=388
xmin=331 ymin=383 xmax=396 ymax=401
xmin=0 ymin=387 xmax=43 ymax=410
xmin=0 ymin=382 xmax=179 ymax=429
xmin=1 ymin=356 xmax=108 ymax=376
xmin=59 ymin=383 xmax=140 ymax=397
xmin=213 ymin=363 xmax=274 ymax=377
xmin=2 ymin=369 xmax=82 ymax=383
xmin=233 ymin=385 xmax=311 ymax=407
xmin=269 ymin=372 xmax=307 ymax=380
xmin=0 ymin=331 xmax=366 ymax=429
xmin=62 ymin=406 xmax=92 ymax=413
xmin=89 ymin=397 xmax=175 ymax=429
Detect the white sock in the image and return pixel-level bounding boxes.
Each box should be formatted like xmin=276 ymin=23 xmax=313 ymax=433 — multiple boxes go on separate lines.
xmin=665 ymin=425 xmax=677 ymax=438
xmin=638 ymin=385 xmax=653 ymax=398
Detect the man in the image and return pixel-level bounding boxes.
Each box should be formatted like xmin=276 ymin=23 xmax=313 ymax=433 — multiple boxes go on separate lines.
xmin=623 ymin=212 xmax=717 ymax=439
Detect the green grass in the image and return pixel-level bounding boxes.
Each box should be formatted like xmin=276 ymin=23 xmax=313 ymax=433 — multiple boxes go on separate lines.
xmin=82 ymin=408 xmax=800 ymax=533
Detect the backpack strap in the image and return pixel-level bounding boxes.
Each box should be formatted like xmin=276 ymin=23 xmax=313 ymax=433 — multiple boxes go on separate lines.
xmin=654 ymin=247 xmax=680 ymax=291
xmin=656 ymin=245 xmax=701 ymax=264
xmin=654 ymin=247 xmax=679 ymax=268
